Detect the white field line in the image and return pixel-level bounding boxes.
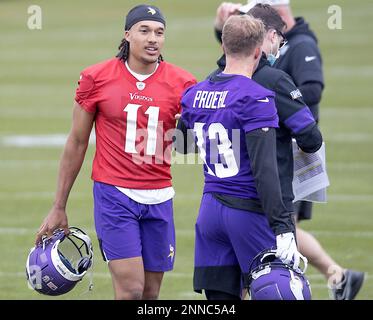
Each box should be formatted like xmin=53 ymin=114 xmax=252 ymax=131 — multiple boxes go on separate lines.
xmin=327 ymin=194 xmax=373 ymax=202
xmin=0 ymin=134 xmax=95 ymax=148
xmin=325 ymin=133 xmax=373 ymax=143
xmin=322 ymin=107 xmax=373 ymax=116
xmin=328 ymin=163 xmax=373 ymax=170
xmin=1 ymin=134 xmax=69 ymax=147
xmin=1 ymin=130 xmax=373 ymax=148
xmin=327 ymin=66 xmax=373 ymax=78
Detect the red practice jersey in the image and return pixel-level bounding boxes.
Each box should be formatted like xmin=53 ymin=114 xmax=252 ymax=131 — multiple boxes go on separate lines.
xmin=75 ymin=58 xmax=196 ymax=189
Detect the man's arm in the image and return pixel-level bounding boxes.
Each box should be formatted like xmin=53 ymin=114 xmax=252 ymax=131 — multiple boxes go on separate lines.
xmin=35 ymin=102 xmax=94 ymax=244
xmin=246 ymin=127 xmax=304 ymax=267
xmin=285 ymin=42 xmax=324 ymax=110
xmin=294 ymin=123 xmax=322 ymax=153
xmin=173 ymin=118 xmax=197 ymax=154
xmin=298 ymin=81 xmax=323 ymax=107
xmin=214 ymin=2 xmax=243 ymax=43
xmin=245 ymin=128 xmax=294 ymax=235
xmin=274 ymin=73 xmax=323 ymax=153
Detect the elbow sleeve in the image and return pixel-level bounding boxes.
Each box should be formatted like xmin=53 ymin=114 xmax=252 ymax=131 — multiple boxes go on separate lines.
xmin=295 ymin=123 xmax=323 ymax=153
xmin=298 ymin=82 xmax=323 ymax=106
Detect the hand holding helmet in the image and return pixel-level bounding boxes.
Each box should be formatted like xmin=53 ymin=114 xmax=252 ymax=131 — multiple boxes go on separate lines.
xmin=275 ymin=232 xmax=307 ymax=271
xmin=35 ymin=206 xmax=70 ymax=246
xmin=27 ymin=227 xmax=93 ymax=296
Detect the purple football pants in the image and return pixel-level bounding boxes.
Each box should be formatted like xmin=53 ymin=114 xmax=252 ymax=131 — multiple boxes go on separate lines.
xmin=194 ymin=193 xmax=276 ymax=296
xmin=93 ymin=181 xmax=175 ymax=272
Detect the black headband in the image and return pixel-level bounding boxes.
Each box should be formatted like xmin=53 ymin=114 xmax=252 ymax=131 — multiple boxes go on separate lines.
xmin=125 ymin=4 xmax=166 ymax=30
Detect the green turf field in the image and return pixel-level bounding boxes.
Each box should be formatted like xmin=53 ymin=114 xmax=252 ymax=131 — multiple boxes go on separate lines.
xmin=1 ymin=0 xmax=372 ymax=300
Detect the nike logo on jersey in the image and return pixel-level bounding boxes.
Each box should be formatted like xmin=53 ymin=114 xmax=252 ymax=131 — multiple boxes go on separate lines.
xmin=257 ymin=97 xmax=269 ymax=103
xmin=305 ymin=56 xmax=316 ymax=62
xmin=148 ymin=7 xmax=156 ymax=15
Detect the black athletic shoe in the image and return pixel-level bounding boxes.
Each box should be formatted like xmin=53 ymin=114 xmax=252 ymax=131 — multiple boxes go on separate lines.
xmin=331 ymin=270 xmax=365 ymax=300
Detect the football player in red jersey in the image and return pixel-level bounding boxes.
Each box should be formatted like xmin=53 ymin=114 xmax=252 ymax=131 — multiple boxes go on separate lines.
xmin=35 ymin=4 xmax=196 ymax=300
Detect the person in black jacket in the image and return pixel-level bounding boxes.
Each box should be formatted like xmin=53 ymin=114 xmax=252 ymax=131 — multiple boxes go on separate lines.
xmin=212 ymin=1 xmax=364 ymax=300
xmin=211 ymin=5 xmax=322 ymax=219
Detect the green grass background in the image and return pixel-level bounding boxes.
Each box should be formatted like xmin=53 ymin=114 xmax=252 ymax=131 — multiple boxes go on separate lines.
xmin=0 ymin=0 xmax=372 ymax=299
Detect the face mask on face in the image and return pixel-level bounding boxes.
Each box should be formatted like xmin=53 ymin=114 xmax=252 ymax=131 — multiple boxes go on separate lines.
xmin=267 ymin=41 xmax=280 ymax=66
xmin=267 ymin=53 xmax=278 ymax=66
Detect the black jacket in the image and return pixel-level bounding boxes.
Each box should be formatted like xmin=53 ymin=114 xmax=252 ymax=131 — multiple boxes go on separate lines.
xmin=215 ymin=17 xmax=324 ymax=121
xmin=275 ymin=17 xmax=324 ymax=121
xmin=210 ymin=54 xmax=323 ymax=213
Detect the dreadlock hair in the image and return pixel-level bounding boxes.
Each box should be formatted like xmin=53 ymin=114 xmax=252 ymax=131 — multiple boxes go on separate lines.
xmin=116 ymin=38 xmax=164 ymax=62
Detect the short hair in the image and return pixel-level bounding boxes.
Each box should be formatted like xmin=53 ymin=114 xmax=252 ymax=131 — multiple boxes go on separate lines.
xmin=222 ymin=15 xmax=265 ymax=57
xmin=248 ymin=4 xmax=286 ymax=33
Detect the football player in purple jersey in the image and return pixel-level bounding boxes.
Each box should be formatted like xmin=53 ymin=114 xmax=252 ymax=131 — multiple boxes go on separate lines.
xmin=176 ymin=15 xmax=304 ymax=300
xmin=212 ymin=0 xmax=365 ymax=301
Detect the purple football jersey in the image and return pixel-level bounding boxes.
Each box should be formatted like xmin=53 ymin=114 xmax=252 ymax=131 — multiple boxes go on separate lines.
xmin=181 ymin=73 xmax=279 ymax=199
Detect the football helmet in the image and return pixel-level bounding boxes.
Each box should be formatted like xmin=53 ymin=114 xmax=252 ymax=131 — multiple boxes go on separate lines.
xmin=26 ymin=227 xmax=93 ymax=296
xmin=247 ymin=249 xmax=311 ymax=300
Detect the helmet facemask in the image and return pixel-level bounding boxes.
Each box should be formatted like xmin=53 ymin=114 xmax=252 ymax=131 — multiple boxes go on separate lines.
xmin=26 ymin=227 xmax=93 ymax=296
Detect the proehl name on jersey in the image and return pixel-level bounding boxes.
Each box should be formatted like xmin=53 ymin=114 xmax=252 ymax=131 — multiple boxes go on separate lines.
xmin=180 ymin=73 xmax=278 ymax=200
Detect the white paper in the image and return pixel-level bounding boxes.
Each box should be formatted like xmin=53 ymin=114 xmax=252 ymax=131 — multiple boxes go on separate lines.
xmin=292 ymin=140 xmax=330 ymax=203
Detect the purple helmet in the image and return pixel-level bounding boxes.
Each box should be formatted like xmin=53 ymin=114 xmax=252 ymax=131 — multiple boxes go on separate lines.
xmin=247 ymin=249 xmax=311 ymax=300
xmin=26 ymin=227 xmax=93 ymax=296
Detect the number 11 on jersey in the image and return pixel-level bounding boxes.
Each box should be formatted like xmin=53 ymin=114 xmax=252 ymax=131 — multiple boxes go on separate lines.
xmin=123 ymin=103 xmax=160 ymax=155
